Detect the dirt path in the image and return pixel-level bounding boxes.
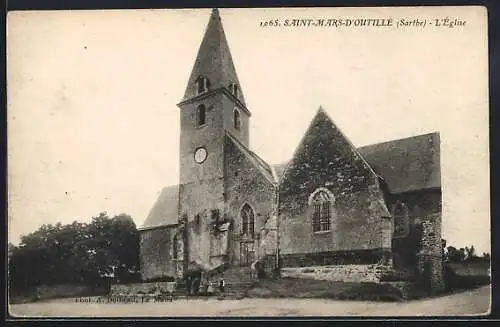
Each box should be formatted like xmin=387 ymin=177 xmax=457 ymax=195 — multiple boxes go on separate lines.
xmin=9 ymin=285 xmax=490 ymax=317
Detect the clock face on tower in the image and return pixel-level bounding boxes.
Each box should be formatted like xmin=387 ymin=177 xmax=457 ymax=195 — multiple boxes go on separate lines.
xmin=194 ymin=147 xmax=208 ymax=164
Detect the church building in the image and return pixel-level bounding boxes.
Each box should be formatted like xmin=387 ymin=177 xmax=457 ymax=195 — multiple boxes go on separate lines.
xmin=138 ymin=9 xmax=444 ymax=292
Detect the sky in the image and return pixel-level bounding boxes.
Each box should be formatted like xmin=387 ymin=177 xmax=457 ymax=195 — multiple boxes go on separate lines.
xmin=7 ymin=7 xmax=490 ymax=253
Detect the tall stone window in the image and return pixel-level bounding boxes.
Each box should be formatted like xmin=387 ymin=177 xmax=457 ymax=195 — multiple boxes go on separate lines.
xmin=233 ymin=108 xmax=241 ymax=130
xmin=194 ymin=214 xmax=201 ymax=232
xmin=240 ymin=204 xmax=255 ymax=237
xmin=197 ymin=104 xmax=206 ymax=126
xmin=392 ymin=201 xmax=410 ymax=238
xmin=309 ymin=188 xmax=334 ymax=233
xmin=196 ymin=76 xmax=210 ymax=94
xmin=172 ymin=233 xmax=179 ymax=260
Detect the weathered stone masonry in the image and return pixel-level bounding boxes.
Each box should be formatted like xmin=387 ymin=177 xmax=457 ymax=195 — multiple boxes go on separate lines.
xmin=139 ymin=225 xmax=177 ymax=281
xmin=278 ymin=109 xmax=392 ymax=267
xmin=138 ymin=9 xmax=444 ymax=294
xmin=224 ymin=134 xmax=275 ymax=266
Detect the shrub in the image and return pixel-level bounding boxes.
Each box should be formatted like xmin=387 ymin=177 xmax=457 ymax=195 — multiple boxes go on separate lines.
xmin=145 ymin=276 xmax=175 ymax=283
xmin=444 ymin=263 xmax=490 ymax=292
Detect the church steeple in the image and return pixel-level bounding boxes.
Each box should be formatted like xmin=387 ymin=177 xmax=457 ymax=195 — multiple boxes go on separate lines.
xmin=181 ymin=8 xmax=247 ymax=107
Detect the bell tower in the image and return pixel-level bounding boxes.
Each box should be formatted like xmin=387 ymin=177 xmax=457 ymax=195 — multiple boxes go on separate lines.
xmin=177 ymin=8 xmax=251 ymax=186
xmin=176 ymin=9 xmax=252 ymax=270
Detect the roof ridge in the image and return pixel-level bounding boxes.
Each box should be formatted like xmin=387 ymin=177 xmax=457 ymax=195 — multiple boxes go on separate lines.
xmin=358 ymin=132 xmax=440 ymax=150
xmin=270 ymin=164 xmax=279 ymax=183
xmin=225 ymin=131 xmax=270 ymax=169
xmin=141 ymin=185 xmax=180 ymax=229
xmin=225 ymin=132 xmax=275 ymax=185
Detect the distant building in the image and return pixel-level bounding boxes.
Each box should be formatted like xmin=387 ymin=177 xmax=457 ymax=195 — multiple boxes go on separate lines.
xmin=138 ymin=9 xmax=443 ymax=292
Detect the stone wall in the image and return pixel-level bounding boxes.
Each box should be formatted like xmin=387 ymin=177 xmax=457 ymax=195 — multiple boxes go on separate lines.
xmin=388 ymin=187 xmax=443 ymax=294
xmin=280 ymin=249 xmax=392 ymax=267
xmin=139 ymin=226 xmax=178 ymax=281
xmin=278 ymin=110 xmax=391 ymax=258
xmin=178 ymin=179 xmax=226 ymax=272
xmin=224 ymin=135 xmax=276 ymax=266
xmin=280 ymin=264 xmax=391 ymax=283
xmin=178 ymin=92 xmax=226 ymax=185
xmin=178 ymin=89 xmax=232 ymax=273
xmin=221 ymin=94 xmax=250 ymax=147
xmin=416 ymin=213 xmax=444 ymax=293
xmin=110 ymin=282 xmax=176 ymax=296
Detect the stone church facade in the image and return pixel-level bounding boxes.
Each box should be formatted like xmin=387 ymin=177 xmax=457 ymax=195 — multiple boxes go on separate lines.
xmin=138 ymin=9 xmax=444 ymax=292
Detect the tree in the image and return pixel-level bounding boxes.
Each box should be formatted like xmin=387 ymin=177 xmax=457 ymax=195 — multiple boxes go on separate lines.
xmin=441 ymin=239 xmax=448 ymax=262
xmin=9 ymin=212 xmax=140 ymax=297
xmin=464 ymin=245 xmax=476 ymax=261
xmin=447 ymin=246 xmax=466 ymax=263
xmin=86 ymin=213 xmax=140 ymax=282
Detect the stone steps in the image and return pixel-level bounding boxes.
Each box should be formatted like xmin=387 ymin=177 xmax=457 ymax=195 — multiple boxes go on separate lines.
xmin=215 ymin=266 xmax=256 ymax=300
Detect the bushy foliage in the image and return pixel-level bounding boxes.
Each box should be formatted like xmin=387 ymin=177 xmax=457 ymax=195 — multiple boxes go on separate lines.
xmin=8 ymin=212 xmax=140 ymax=297
xmin=444 ymin=241 xmax=489 ymax=264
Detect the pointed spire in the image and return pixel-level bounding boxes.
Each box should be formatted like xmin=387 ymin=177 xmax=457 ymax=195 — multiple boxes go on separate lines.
xmin=211 ymin=8 xmax=220 ymax=18
xmin=181 ymin=8 xmax=246 ymax=106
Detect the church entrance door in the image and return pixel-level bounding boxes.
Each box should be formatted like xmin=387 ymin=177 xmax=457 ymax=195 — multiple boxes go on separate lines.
xmin=239 ymin=242 xmax=255 ymax=266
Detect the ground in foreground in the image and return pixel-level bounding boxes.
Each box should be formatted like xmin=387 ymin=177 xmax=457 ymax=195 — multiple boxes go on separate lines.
xmin=9 ymin=285 xmax=490 ymax=317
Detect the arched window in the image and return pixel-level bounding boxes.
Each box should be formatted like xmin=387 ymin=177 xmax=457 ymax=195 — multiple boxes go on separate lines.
xmin=240 ymin=204 xmax=255 ymax=237
xmin=197 ymin=104 xmax=206 ymax=126
xmin=392 ymin=201 xmax=409 ymax=238
xmin=309 ymin=188 xmax=333 ymax=233
xmin=172 ymin=234 xmax=179 ymax=259
xmin=233 ymin=108 xmax=241 ymax=130
xmin=196 ymin=76 xmax=210 ymax=95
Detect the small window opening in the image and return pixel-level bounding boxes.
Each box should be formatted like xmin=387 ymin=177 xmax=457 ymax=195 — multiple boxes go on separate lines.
xmin=196 ymin=77 xmax=210 ymax=95
xmin=173 ymin=234 xmax=178 ymax=259
xmin=230 ymin=83 xmax=239 ymax=98
xmin=233 ymin=108 xmax=241 ymax=130
xmin=197 ymin=104 xmax=206 ymax=126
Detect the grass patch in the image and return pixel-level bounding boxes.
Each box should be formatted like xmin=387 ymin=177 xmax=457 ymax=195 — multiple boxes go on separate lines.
xmin=448 ymin=262 xmax=490 ymax=277
xmin=446 ymin=263 xmax=490 ymax=289
xmin=9 ymin=284 xmax=107 ymax=304
xmin=247 ymin=277 xmax=403 ymax=302
xmin=337 ymin=283 xmax=403 ymax=302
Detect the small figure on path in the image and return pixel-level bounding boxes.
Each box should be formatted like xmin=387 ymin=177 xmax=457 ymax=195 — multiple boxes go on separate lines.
xmin=166 ymin=281 xmax=176 ymax=302
xmin=219 ymin=278 xmax=225 ymax=293
xmin=202 ymin=280 xmax=207 ymax=296
xmin=250 ymin=260 xmax=257 ymax=280
xmin=207 ymin=282 xmax=214 ymax=296
xmin=186 ymin=276 xmax=192 ymax=296
xmin=192 ymin=277 xmax=200 ymax=296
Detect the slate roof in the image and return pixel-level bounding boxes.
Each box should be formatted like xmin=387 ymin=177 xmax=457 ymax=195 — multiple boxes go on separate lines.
xmin=274 ymin=132 xmax=441 ymax=194
xmin=142 ymin=132 xmax=440 ymax=229
xmin=357 ymin=132 xmax=441 ymax=194
xmin=225 ymin=132 xmax=276 ymax=185
xmin=140 ymin=185 xmax=179 ymax=229
xmin=182 ymin=8 xmax=247 ymax=106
